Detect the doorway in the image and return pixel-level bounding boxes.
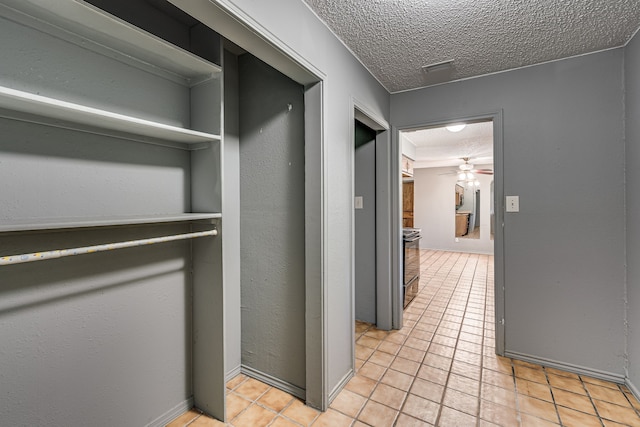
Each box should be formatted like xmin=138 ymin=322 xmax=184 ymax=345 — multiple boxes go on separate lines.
xmin=395 ymin=113 xmax=505 ymax=355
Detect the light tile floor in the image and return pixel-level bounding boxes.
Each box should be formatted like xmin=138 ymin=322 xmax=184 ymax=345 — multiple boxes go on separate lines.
xmin=168 ymin=250 xmax=640 ymax=426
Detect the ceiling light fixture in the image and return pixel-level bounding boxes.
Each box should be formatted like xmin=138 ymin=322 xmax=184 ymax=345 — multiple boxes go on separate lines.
xmin=446 ymin=123 xmax=466 ymax=132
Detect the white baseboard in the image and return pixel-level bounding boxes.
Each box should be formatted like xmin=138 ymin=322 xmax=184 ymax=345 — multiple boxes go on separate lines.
xmin=226 ymin=364 xmax=242 ymax=383
xmin=626 ymin=378 xmax=640 ymax=402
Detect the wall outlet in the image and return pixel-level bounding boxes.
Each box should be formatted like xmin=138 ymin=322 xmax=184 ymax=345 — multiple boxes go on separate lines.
xmin=354 ymin=196 xmax=363 ymax=209
xmin=506 ymin=196 xmax=520 ymax=212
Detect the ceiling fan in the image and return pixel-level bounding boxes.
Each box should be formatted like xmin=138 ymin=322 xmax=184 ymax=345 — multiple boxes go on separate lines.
xmin=440 ymin=157 xmax=493 ymax=184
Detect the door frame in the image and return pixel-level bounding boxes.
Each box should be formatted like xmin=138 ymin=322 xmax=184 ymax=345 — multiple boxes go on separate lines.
xmin=392 ymin=110 xmax=505 ymax=355
xmin=350 ymin=100 xmax=392 ymax=365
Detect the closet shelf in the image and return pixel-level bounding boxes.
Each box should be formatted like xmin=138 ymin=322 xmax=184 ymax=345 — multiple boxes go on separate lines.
xmin=0 ymin=86 xmax=221 ymax=146
xmin=0 ymin=0 xmax=221 ymax=86
xmin=0 ymin=213 xmax=222 ymax=233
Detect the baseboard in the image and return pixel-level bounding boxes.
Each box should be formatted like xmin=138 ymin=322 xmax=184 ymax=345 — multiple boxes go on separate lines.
xmin=626 ymin=378 xmax=640 ymax=402
xmin=146 ymin=397 xmax=194 ymax=427
xmin=505 ymin=350 xmax=626 ymax=384
xmin=241 ymin=365 xmax=306 ymax=400
xmin=329 ymin=369 xmax=354 ymax=405
xmin=226 ymin=364 xmax=242 ymax=383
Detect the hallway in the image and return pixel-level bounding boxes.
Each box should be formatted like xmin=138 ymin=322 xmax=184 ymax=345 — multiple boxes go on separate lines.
xmin=169 ymin=250 xmax=640 ymax=426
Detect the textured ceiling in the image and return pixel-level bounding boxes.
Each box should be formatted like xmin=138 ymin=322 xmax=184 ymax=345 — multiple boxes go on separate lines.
xmin=403 ymin=121 xmax=493 ymax=168
xmin=302 ymin=0 xmax=640 ymax=92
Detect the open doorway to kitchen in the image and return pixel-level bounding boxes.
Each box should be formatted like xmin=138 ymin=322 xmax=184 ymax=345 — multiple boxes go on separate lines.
xmin=397 ymin=113 xmax=504 ymax=355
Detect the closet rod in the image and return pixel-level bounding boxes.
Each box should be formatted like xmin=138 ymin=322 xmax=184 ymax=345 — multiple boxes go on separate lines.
xmin=0 ymin=229 xmax=217 ymax=266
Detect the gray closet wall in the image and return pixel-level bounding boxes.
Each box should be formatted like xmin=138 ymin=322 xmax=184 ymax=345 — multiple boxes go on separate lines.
xmin=0 ymin=2 xmax=225 ymax=424
xmin=626 ymin=29 xmax=640 ymax=394
xmin=238 ymin=54 xmax=307 ymax=393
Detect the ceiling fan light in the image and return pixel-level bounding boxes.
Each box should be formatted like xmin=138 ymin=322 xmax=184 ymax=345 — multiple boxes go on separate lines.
xmin=446 ymin=123 xmax=466 ymax=132
xmin=459 ymin=163 xmax=473 ymax=171
xmin=474 ymin=180 xmax=480 ymax=187
xmin=466 ymin=172 xmax=474 ymax=180
xmin=458 ymin=172 xmax=466 ymax=180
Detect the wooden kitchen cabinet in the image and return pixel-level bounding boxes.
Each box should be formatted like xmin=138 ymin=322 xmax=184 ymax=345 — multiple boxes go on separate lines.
xmin=403 ymin=181 xmax=414 ymax=228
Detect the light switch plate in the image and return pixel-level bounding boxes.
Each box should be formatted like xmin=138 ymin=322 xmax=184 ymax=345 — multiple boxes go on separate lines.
xmin=506 ymin=196 xmax=520 ymax=212
xmin=355 ymin=196 xmax=363 ymax=209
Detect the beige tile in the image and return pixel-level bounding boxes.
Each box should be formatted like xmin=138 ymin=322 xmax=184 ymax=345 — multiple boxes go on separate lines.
xmin=416 ymin=365 xmax=449 ymax=386
xmin=396 ymin=413 xmax=433 ymax=426
xmin=231 ymin=404 xmax=277 ymax=427
xmin=390 ymin=356 xmax=420 ymax=376
xmin=397 ymin=346 xmax=426 ymax=362
xmin=226 ymin=392 xmax=253 ymax=420
xmin=405 ymin=336 xmax=431 ymax=351
xmin=451 ymin=359 xmax=481 ymax=381
xmin=380 ymin=369 xmax=414 ymax=391
xmin=234 ymin=378 xmax=270 ymax=401
xmin=626 ymin=391 xmax=640 ymax=410
xmin=282 ymin=399 xmax=320 ymax=426
xmin=519 ymin=413 xmax=560 ymax=426
xmin=357 ymin=400 xmax=398 ymax=427
xmin=384 ymin=331 xmax=408 ymax=344
xmin=581 ymin=376 xmax=620 ymax=390
xmin=352 ymin=421 xmax=370 ymax=427
xmin=552 ymin=389 xmax=596 ymax=415
xmin=345 ymin=375 xmax=378 ymax=398
xmin=226 ymin=374 xmax=248 ymax=390
xmin=584 ymin=383 xmax=630 ymax=407
xmin=355 ymin=344 xmax=375 ymax=360
xmin=512 ymin=359 xmax=544 ymax=370
xmin=547 ymin=374 xmax=586 ymax=395
xmin=516 ymin=378 xmax=553 ymax=402
xmin=517 ymin=395 xmax=559 ymax=423
xmin=482 ymin=368 xmax=515 ymax=390
xmin=370 ymin=383 xmax=407 ymax=410
xmin=437 ymin=406 xmax=477 ymax=426
xmin=428 ymin=343 xmax=456 ymax=358
xmin=377 ymin=340 xmax=401 ymax=355
xmin=423 ymin=353 xmax=453 ymax=371
xmin=593 ymin=399 xmax=640 ymax=425
xmin=483 ymin=355 xmax=513 ymax=375
xmin=357 ymin=335 xmax=381 ymax=349
xmin=442 ymin=387 xmax=479 ymax=416
xmin=447 ymin=373 xmax=480 ymax=397
xmin=365 ymin=328 xmax=390 ymax=340
xmin=481 ymin=383 xmax=517 ymax=408
xmin=166 ymin=408 xmax=202 ymax=427
xmin=401 ymin=394 xmax=440 ymax=425
xmin=355 ymin=321 xmax=372 ymax=333
xmin=257 ymin=387 xmax=294 ymax=412
xmin=270 ymin=416 xmax=302 ymax=427
xmin=189 ymin=415 xmax=226 ymax=426
xmin=557 ymin=406 xmax=604 ymax=427
xmin=544 ymin=367 xmax=579 ymax=380
xmin=368 ymin=350 xmax=395 ymax=367
xmin=479 ymin=400 xmax=519 ymax=426
xmin=311 ymin=409 xmax=354 ymax=427
xmin=358 ymin=361 xmax=387 ymax=381
xmin=602 ymin=420 xmax=633 ymax=427
xmin=454 ymin=349 xmax=482 ymax=365
xmin=410 ymin=378 xmax=445 ymax=403
xmin=514 ymin=365 xmax=548 ymax=384
xmin=329 ymin=389 xmax=367 ymax=418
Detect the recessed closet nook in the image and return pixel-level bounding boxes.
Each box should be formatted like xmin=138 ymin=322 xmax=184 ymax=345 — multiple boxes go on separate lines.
xmin=0 ymin=0 xmax=313 ymax=425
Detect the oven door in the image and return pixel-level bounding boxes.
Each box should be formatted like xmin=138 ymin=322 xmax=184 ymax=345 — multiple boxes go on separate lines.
xmin=403 ymin=234 xmax=421 ymax=285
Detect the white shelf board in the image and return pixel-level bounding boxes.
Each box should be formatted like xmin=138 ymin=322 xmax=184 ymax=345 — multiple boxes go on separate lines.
xmin=0 ymin=213 xmax=222 ymax=233
xmin=0 ymin=86 xmax=221 ymax=145
xmin=0 ymin=0 xmax=221 ymax=86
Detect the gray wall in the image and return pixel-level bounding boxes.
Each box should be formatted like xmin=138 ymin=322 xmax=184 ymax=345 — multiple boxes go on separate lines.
xmin=0 ymin=13 xmax=198 ymax=425
xmin=214 ymin=0 xmax=391 ymax=398
xmin=626 ymin=30 xmax=640 ymax=394
xmin=392 ymin=49 xmax=626 ymax=378
xmin=238 ymin=54 xmax=306 ymax=391
xmin=354 ymin=121 xmax=377 ymax=324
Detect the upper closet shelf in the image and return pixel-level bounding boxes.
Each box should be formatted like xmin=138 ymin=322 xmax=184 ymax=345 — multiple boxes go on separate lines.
xmin=0 ymin=86 xmax=221 ymax=146
xmin=0 ymin=213 xmax=222 ymax=233
xmin=0 ymin=0 xmax=221 ymax=87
